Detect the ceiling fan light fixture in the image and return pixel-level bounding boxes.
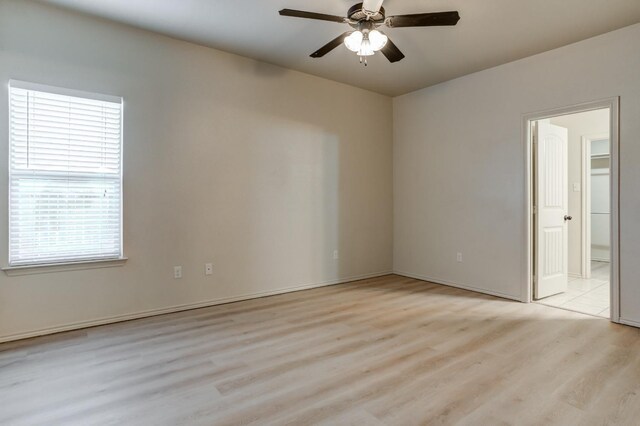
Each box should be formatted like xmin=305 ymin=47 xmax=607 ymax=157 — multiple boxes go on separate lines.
xmin=344 ymin=31 xmax=364 ymax=52
xmin=344 ymin=30 xmax=387 ymax=59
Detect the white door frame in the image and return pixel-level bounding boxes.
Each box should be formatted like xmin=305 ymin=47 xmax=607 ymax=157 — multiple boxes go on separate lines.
xmin=581 ymin=132 xmax=610 ymax=278
xmin=522 ymin=98 xmax=620 ymax=323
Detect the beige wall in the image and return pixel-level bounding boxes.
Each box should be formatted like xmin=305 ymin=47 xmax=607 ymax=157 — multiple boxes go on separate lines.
xmin=550 ymin=109 xmax=609 ymax=276
xmin=0 ymin=0 xmax=393 ymax=341
xmin=393 ymin=23 xmax=640 ymax=325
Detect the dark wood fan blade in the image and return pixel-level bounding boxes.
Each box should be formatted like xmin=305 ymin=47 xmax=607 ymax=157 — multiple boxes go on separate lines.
xmin=380 ymin=38 xmax=405 ymax=63
xmin=310 ymin=32 xmax=351 ymax=58
xmin=386 ymin=11 xmax=460 ymax=28
xmin=279 ymin=9 xmax=347 ymax=24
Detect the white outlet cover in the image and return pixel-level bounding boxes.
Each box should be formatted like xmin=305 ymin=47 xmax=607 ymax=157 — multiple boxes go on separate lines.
xmin=174 ymin=266 xmax=182 ymax=279
xmin=205 ymin=263 xmax=213 ymax=275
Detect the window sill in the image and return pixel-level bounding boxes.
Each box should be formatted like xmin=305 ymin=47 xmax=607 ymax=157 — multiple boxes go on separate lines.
xmin=2 ymin=257 xmax=128 ymax=276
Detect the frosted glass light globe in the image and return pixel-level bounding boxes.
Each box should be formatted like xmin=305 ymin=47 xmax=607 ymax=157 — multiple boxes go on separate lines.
xmin=368 ymin=30 xmax=388 ymax=51
xmin=358 ymin=38 xmax=375 ymax=56
xmin=344 ymin=31 xmax=364 ymax=52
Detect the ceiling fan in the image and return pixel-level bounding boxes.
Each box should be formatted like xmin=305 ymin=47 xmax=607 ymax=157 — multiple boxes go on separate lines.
xmin=279 ymin=0 xmax=460 ymax=65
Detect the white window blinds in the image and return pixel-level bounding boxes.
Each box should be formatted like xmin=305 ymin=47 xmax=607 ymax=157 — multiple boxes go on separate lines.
xmin=8 ymin=81 xmax=123 ymax=266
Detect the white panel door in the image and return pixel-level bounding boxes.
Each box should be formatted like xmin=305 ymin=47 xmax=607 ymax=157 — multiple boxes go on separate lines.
xmin=535 ymin=120 xmax=569 ymax=299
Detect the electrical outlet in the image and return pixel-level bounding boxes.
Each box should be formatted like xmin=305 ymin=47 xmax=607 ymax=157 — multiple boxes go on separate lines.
xmin=457 ymin=252 xmax=463 ymax=263
xmin=333 ymin=250 xmax=339 ymax=260
xmin=205 ymin=263 xmax=213 ymax=276
xmin=174 ymin=266 xmax=182 ymax=279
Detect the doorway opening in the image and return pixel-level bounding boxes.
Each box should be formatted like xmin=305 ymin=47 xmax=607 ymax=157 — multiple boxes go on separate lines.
xmin=524 ymin=99 xmax=619 ymax=321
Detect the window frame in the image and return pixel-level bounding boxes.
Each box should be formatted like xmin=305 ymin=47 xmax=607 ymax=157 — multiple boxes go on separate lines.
xmin=4 ymin=80 xmax=125 ymax=271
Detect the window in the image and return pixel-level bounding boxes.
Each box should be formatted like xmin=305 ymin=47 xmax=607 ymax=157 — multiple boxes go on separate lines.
xmin=8 ymin=81 xmax=123 ymax=266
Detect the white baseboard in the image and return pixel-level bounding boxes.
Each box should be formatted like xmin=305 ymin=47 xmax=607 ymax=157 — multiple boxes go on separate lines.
xmin=0 ymin=270 xmax=392 ymax=343
xmin=393 ymin=270 xmax=523 ymax=302
xmin=619 ymin=318 xmax=640 ymax=329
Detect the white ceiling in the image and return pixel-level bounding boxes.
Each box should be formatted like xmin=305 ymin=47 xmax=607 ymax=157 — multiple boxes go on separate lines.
xmin=41 ymin=0 xmax=640 ymax=96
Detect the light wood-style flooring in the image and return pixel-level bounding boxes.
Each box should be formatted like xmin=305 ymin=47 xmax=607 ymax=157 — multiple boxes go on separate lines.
xmin=1 ymin=274 xmax=639 ymax=425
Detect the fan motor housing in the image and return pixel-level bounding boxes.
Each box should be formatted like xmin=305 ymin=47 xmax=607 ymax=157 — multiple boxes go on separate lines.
xmin=348 ymin=2 xmax=385 ymax=22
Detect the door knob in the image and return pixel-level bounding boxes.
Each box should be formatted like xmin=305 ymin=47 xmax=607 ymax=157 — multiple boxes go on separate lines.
xmin=564 ymin=215 xmax=573 ymax=221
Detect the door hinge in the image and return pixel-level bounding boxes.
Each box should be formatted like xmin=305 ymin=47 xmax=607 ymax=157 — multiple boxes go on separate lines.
xmin=533 ymin=205 xmax=537 ymax=214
